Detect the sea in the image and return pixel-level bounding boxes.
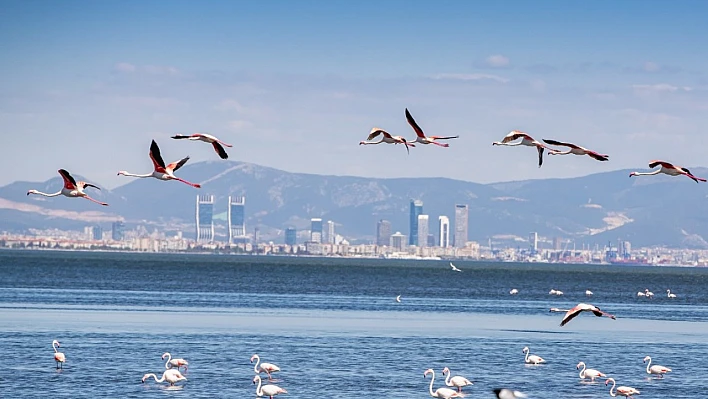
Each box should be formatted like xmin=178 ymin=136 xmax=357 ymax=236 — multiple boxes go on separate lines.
xmin=1 ymin=250 xmax=706 ymax=398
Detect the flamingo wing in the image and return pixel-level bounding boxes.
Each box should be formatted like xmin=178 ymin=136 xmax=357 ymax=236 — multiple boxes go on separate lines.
xmin=167 ymin=156 xmax=190 ymax=172
xmin=592 ymin=308 xmax=616 ymax=319
xmin=542 ymin=139 xmax=578 ymax=149
xmin=560 ymin=307 xmax=582 ymax=326
xmin=501 ymin=131 xmax=532 ymax=143
xmin=537 ymin=146 xmax=544 ymax=167
xmin=431 ymin=135 xmax=459 ymax=140
xmin=405 ymin=108 xmax=426 ymax=138
xmin=648 ymin=160 xmax=672 ymax=169
xmin=149 ymin=140 xmax=167 ymax=172
xmin=171 ymin=134 xmax=192 ymax=140
xmin=587 ymin=151 xmax=609 ymax=161
xmin=79 ymin=182 xmax=101 ymax=191
xmin=58 ymin=169 xmax=77 ymax=190
xmin=367 ymin=129 xmax=385 ymax=141
xmin=212 ymin=141 xmax=228 ymax=159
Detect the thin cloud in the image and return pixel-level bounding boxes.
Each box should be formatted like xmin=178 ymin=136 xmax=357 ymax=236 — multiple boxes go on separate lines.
xmin=114 ymin=62 xmax=136 ymax=73
xmin=485 ymin=54 xmax=510 ymax=67
xmin=432 ymin=73 xmax=509 ymax=83
xmin=632 ymin=84 xmax=692 ymax=93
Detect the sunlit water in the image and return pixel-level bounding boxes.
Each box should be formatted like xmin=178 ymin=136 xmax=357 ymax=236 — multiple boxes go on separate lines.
xmin=1 ymin=250 xmax=706 ymax=398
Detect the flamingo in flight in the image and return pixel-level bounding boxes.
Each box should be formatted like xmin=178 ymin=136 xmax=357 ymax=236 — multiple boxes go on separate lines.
xmin=449 ymin=262 xmax=462 ymax=272
xmin=493 ymin=388 xmax=527 ymax=399
xmin=629 ymin=160 xmax=706 ymax=183
xmin=251 ymin=354 xmax=280 ymax=382
xmin=171 ymin=133 xmax=232 ymax=159
xmin=253 ymin=375 xmax=287 ymax=399
xmin=522 ymin=346 xmax=545 ymax=365
xmin=117 ymin=140 xmax=201 ymax=188
xmin=360 ymin=128 xmax=415 ymax=154
xmin=442 ymin=367 xmax=473 ymax=392
xmin=162 ymin=352 xmax=189 ymax=372
xmin=549 ymin=307 xmax=570 ymax=313
xmin=52 ymin=340 xmax=66 ymax=369
xmin=492 ymin=131 xmax=552 ymax=167
xmin=577 ymin=361 xmax=606 ymax=381
xmin=423 ymin=369 xmax=464 ymax=398
xmin=27 ymin=169 xmax=108 ymax=206
xmin=542 ymin=139 xmax=609 ymax=161
xmin=142 ymin=369 xmax=187 ymax=386
xmin=643 ymin=356 xmax=671 ymax=377
xmin=559 ymin=303 xmax=616 ymax=326
xmin=405 ymin=108 xmax=459 ymax=147
xmin=605 ymin=378 xmax=640 ymax=398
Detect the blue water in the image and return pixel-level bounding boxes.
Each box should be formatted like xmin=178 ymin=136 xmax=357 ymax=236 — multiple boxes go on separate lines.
xmin=1 ymin=250 xmax=707 ymax=398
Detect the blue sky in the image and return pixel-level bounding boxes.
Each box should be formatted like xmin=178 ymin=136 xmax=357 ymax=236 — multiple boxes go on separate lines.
xmin=2 ymin=0 xmax=708 ymax=188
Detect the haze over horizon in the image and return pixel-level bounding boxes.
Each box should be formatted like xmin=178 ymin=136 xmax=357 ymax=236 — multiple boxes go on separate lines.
xmin=2 ymin=0 xmax=708 ymax=189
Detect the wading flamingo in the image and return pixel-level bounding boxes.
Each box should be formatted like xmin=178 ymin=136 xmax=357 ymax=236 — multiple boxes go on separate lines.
xmin=442 ymin=366 xmax=473 ymax=392
xmin=117 ymin=140 xmax=201 ymax=188
xmin=52 ymin=340 xmax=65 ymax=369
xmin=643 ymin=356 xmax=671 ymax=378
xmin=542 ymin=139 xmax=609 ymax=161
xmin=577 ymin=361 xmax=606 ymax=381
xmin=644 ymin=289 xmax=654 ymax=298
xmin=359 ymin=128 xmax=414 ymax=154
xmin=629 ymin=160 xmax=706 ymax=183
xmin=405 ymin=108 xmax=459 ymax=147
xmin=172 ymin=133 xmax=232 ymax=159
xmin=637 ymin=291 xmax=646 ymax=297
xmin=142 ymin=369 xmax=187 ymax=386
xmin=253 ymin=375 xmax=287 ymax=398
xmin=493 ymin=388 xmax=527 ymax=399
xmin=586 ymin=290 xmax=594 ymax=296
xmin=27 ymin=169 xmax=108 ymax=206
xmin=424 ymin=369 xmax=464 ymax=398
xmin=559 ymin=303 xmax=616 ymax=327
xmin=162 ymin=352 xmax=188 ymax=372
xmin=509 ymin=289 xmax=519 ymax=295
xmin=251 ymin=354 xmax=280 ymax=381
xmin=522 ymin=346 xmax=545 ymax=364
xmin=666 ymin=289 xmax=677 ymax=298
xmin=492 ymin=131 xmax=552 ymax=167
xmin=605 ymin=378 xmax=640 ymax=398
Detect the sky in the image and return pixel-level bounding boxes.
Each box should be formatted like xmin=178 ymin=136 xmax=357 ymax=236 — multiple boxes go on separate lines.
xmin=2 ymin=0 xmax=708 ymax=188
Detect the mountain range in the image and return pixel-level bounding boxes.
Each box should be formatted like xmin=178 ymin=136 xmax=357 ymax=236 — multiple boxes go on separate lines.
xmin=1 ymin=161 xmax=707 ymax=248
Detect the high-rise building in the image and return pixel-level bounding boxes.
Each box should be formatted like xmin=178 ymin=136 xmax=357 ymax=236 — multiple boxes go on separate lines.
xmin=196 ymin=195 xmax=214 ymax=242
xmin=92 ymin=225 xmax=103 ymax=240
xmin=417 ymin=214 xmax=429 ymax=248
xmin=325 ymin=220 xmax=335 ymax=244
xmin=529 ymin=232 xmax=538 ymax=252
xmin=390 ymin=231 xmax=407 ymax=251
xmin=409 ymin=200 xmax=423 ymax=246
xmin=427 ymin=234 xmax=435 ymax=247
xmin=285 ymin=227 xmax=297 ymax=246
xmin=438 ymin=216 xmax=450 ymax=248
xmin=553 ymin=237 xmax=562 ymax=251
xmin=228 ymin=196 xmax=246 ymax=243
xmin=111 ymin=221 xmax=124 ymax=241
xmin=454 ymin=204 xmax=469 ymax=248
xmin=310 ymin=218 xmax=323 ymax=243
xmin=253 ymin=227 xmax=260 ymax=244
xmin=376 ymin=219 xmax=392 ymax=246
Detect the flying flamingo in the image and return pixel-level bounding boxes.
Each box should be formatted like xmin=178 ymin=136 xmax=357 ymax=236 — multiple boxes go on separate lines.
xmin=162 ymin=352 xmax=188 ymax=372
xmin=171 ymin=133 xmax=232 ymax=159
xmin=522 ymin=346 xmax=545 ymax=365
xmin=577 ymin=361 xmax=606 ymax=381
xmin=251 ymin=354 xmax=280 ymax=382
xmin=142 ymin=369 xmax=187 ymax=386
xmin=52 ymin=340 xmax=65 ymax=369
xmin=559 ymin=303 xmax=616 ymax=326
xmin=27 ymin=169 xmax=108 ymax=206
xmin=629 ymin=160 xmax=706 ymax=183
xmin=666 ymin=289 xmax=677 ymax=298
xmin=493 ymin=388 xmax=527 ymax=399
xmin=549 ymin=308 xmax=570 ymax=313
xmin=442 ymin=367 xmax=473 ymax=392
xmin=492 ymin=131 xmax=552 ymax=167
xmin=643 ymin=356 xmax=671 ymax=378
xmin=253 ymin=375 xmax=287 ymax=398
xmin=449 ymin=262 xmax=462 ymax=272
xmin=423 ymin=369 xmax=464 ymax=398
xmin=359 ymin=128 xmax=415 ymax=154
xmin=117 ymin=140 xmax=201 ymax=188
xmin=405 ymin=108 xmax=459 ymax=147
xmin=542 ymin=139 xmax=609 ymax=161
xmin=605 ymin=378 xmax=641 ymax=398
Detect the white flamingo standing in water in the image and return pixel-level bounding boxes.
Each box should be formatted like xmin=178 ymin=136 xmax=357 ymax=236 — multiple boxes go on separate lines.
xmin=637 ymin=291 xmax=646 ymax=297
xmin=27 ymin=169 xmax=108 ymax=206
xmin=605 ymin=378 xmax=640 ymax=398
xmin=666 ymin=289 xmax=677 ymax=298
xmin=576 ymin=362 xmax=606 ymax=381
xmin=522 ymin=346 xmax=545 ymax=365
xmin=586 ymin=290 xmax=594 ymax=296
xmin=643 ymin=356 xmax=671 ymax=378
xmin=405 ymin=108 xmax=459 ymax=147
xmin=52 ymin=340 xmax=66 ymax=369
xmin=492 ymin=131 xmax=552 ymax=167
xmin=117 ymin=140 xmax=201 ymax=188
xmin=251 ymin=354 xmax=281 ymax=381
xmin=171 ymin=133 xmax=232 ymax=159
xmin=644 ymin=289 xmax=654 ymax=298
xmin=142 ymin=369 xmax=187 ymax=386
xmin=162 ymin=352 xmax=188 ymax=372
xmin=442 ymin=367 xmax=473 ymax=392
xmin=629 ymin=160 xmax=707 ymax=183
xmin=359 ymin=128 xmax=415 ymax=154
xmin=559 ymin=303 xmax=616 ymax=327
xmin=424 ymin=369 xmax=464 ymax=398
xmin=509 ymin=288 xmax=519 ymax=295
xmin=253 ymin=375 xmax=287 ymax=398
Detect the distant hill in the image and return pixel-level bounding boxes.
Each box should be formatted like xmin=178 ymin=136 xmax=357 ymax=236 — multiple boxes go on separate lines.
xmin=1 ymin=161 xmax=707 ymax=248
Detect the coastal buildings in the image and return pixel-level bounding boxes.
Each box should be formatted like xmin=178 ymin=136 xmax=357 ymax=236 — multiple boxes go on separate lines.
xmin=409 ymin=200 xmax=423 ymax=246
xmin=325 ymin=220 xmax=335 ymax=244
xmin=438 ymin=216 xmax=450 ymax=248
xmin=196 ymin=195 xmax=215 ymax=243
xmin=228 ymin=196 xmax=246 ymax=244
xmin=111 ymin=221 xmax=124 ymax=241
xmin=417 ymin=214 xmax=429 ymax=248
xmin=529 ymin=232 xmax=538 ymax=253
xmin=376 ymin=219 xmax=392 ymax=246
xmin=390 ymin=231 xmax=407 ymax=251
xmin=454 ymin=204 xmax=468 ymax=247
xmin=285 ymin=227 xmax=297 ymax=246
xmin=310 ymin=218 xmax=323 ymax=243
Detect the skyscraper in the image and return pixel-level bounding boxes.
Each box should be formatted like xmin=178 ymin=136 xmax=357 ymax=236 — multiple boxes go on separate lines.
xmin=390 ymin=232 xmax=406 ymax=251
xmin=111 ymin=221 xmax=125 ymax=241
xmin=438 ymin=216 xmax=450 ymax=248
xmin=228 ymin=196 xmax=246 ymax=243
xmin=325 ymin=220 xmax=335 ymax=244
xmin=417 ymin=214 xmax=429 ymax=248
xmin=196 ymin=194 xmax=214 ymax=242
xmin=92 ymin=225 xmax=103 ymax=240
xmin=454 ymin=204 xmax=469 ymax=248
xmin=285 ymin=227 xmax=297 ymax=245
xmin=529 ymin=232 xmax=538 ymax=252
xmin=376 ymin=219 xmax=392 ymax=246
xmin=409 ymin=200 xmax=423 ymax=245
xmin=310 ymin=218 xmax=323 ymax=243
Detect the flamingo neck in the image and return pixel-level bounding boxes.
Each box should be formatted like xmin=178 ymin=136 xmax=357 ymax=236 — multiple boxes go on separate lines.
xmin=164 ymin=353 xmax=172 ymax=369
xmin=607 ymin=379 xmax=616 ymax=397
xmin=253 ymin=356 xmax=260 ymax=374
xmin=634 ymin=170 xmax=662 ymax=176
xmin=578 ymin=363 xmax=586 ymax=378
xmin=500 ymin=141 xmax=522 ymax=146
xmin=444 ymin=370 xmax=451 ymax=386
xmin=645 ymin=358 xmax=652 ymax=373
xmin=524 ymin=349 xmax=529 ymax=363
xmin=255 ymin=376 xmax=263 ymax=396
xmin=427 ymin=371 xmax=436 ymax=396
xmin=147 ymin=373 xmax=164 ymax=382
xmin=120 ymin=171 xmax=153 ymax=178
xmin=33 ymin=190 xmax=62 ymax=197
xmin=53 ymin=341 xmax=59 ymax=353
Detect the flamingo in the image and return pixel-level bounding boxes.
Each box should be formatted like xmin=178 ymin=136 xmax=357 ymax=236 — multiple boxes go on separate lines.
xmin=492 ymin=131 xmax=552 ymax=167
xmin=251 ymin=354 xmax=280 ymax=382
xmin=493 ymin=388 xmax=527 ymax=399
xmin=666 ymin=289 xmax=677 ymax=298
xmin=172 ymin=133 xmax=232 ymax=159
xmin=522 ymin=346 xmax=545 ymax=364
xmin=52 ymin=340 xmax=65 ymax=369
xmin=405 ymin=108 xmax=459 ymax=147
xmin=142 ymin=369 xmax=187 ymax=386
xmin=542 ymin=139 xmax=609 ymax=161
xmin=629 ymin=160 xmax=707 ymax=183
xmin=424 ymin=369 xmax=464 ymax=398
xmin=643 ymin=356 xmax=671 ymax=377
xmin=586 ymin=290 xmax=594 ymax=296
xmin=117 ymin=140 xmax=201 ymax=188
xmin=359 ymin=128 xmax=415 ymax=154
xmin=442 ymin=367 xmax=473 ymax=392
xmin=559 ymin=303 xmax=616 ymax=327
xmin=637 ymin=291 xmax=646 ymax=297
xmin=396 ymin=295 xmax=402 ymax=303
xmin=27 ymin=169 xmax=108 ymax=206
xmin=549 ymin=289 xmax=563 ymax=295
xmin=577 ymin=361 xmax=606 ymax=381
xmin=605 ymin=378 xmax=641 ymax=398
xmin=644 ymin=289 xmax=654 ymax=298
xmin=253 ymin=375 xmax=287 ymax=398
xmin=549 ymin=308 xmax=570 ymax=313
xmin=449 ymin=262 xmax=462 ymax=272
xmin=162 ymin=352 xmax=188 ymax=372
xmin=509 ymin=289 xmax=519 ymax=295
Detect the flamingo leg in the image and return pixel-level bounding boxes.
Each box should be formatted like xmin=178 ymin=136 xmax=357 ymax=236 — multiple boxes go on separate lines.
xmin=432 ymin=141 xmax=449 ymax=147
xmin=83 ymin=195 xmax=109 ymax=206
xmin=174 ymin=177 xmax=201 ymax=188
